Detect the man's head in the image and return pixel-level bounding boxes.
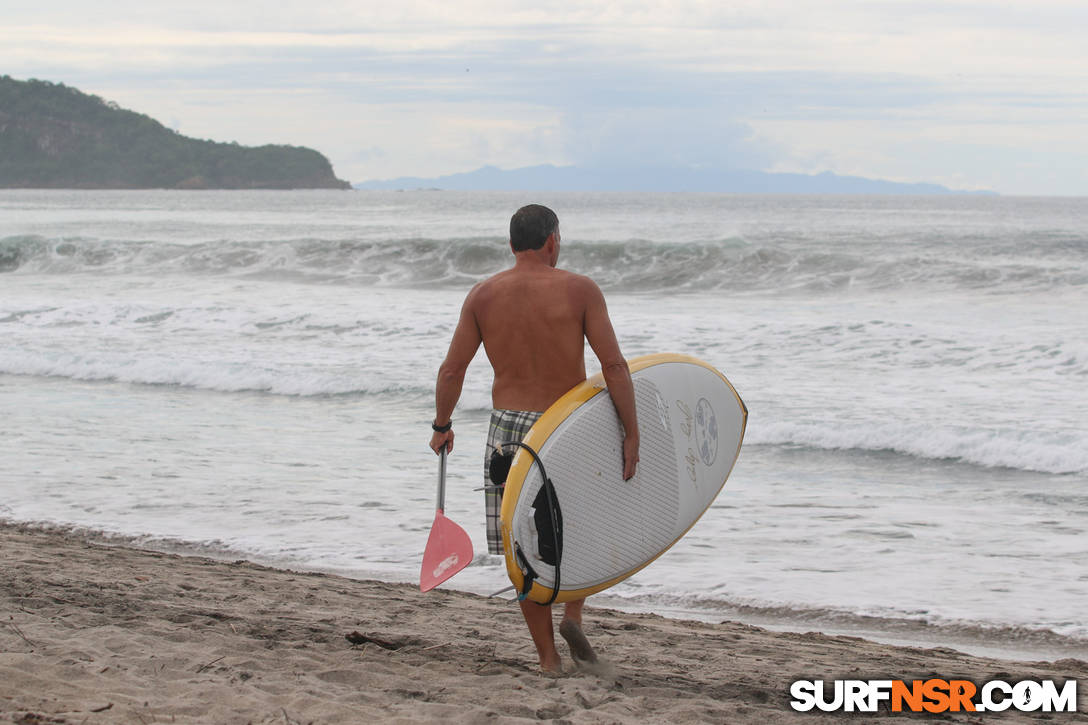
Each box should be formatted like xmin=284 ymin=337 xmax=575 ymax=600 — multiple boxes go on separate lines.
xmin=510 ymin=204 xmax=559 ymax=253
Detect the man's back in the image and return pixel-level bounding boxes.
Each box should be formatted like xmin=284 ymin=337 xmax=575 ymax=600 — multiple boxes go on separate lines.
xmin=471 ymin=265 xmax=592 ymax=412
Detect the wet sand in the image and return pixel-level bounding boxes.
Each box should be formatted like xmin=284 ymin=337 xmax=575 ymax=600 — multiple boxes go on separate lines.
xmin=2 ymin=523 xmax=1085 ymax=723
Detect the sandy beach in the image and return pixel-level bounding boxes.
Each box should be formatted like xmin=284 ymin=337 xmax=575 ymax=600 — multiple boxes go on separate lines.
xmin=1 ymin=523 xmax=1084 ymax=724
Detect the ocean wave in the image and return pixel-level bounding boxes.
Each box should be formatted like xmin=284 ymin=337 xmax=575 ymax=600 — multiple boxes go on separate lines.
xmin=596 ymin=590 xmax=1088 ymax=659
xmin=3 ymin=234 xmax=1084 ymax=293
xmin=2 ymin=340 xmax=1081 ymax=474
xmin=1 ymin=519 xmax=261 ymax=561
xmin=747 ymin=420 xmax=1088 ymax=475
xmin=0 ymin=350 xmax=433 ymax=398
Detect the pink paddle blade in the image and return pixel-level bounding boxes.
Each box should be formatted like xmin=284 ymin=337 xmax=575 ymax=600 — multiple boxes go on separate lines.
xmin=420 ymin=510 xmax=473 ymax=592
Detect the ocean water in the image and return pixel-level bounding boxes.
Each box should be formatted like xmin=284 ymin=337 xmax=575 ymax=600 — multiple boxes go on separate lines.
xmin=2 ymin=189 xmax=1086 ymax=661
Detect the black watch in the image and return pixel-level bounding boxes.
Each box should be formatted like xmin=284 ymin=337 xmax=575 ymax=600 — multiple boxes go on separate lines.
xmin=432 ymin=419 xmax=452 ymax=433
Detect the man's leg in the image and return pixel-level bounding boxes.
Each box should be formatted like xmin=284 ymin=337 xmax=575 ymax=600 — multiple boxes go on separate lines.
xmin=519 ymin=599 xmax=562 ymax=672
xmin=559 ymin=598 xmax=598 ymax=665
xmin=561 ymin=597 xmax=585 ymax=626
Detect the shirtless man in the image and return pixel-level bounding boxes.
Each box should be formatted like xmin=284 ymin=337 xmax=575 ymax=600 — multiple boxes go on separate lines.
xmin=428 ymin=204 xmax=639 ymax=673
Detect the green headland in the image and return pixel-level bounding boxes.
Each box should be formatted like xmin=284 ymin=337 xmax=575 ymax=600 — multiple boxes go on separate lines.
xmin=0 ymin=76 xmax=350 ymax=190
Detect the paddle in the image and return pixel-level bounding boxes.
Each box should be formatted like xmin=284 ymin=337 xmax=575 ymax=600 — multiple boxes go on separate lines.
xmin=420 ymin=447 xmax=474 ymax=592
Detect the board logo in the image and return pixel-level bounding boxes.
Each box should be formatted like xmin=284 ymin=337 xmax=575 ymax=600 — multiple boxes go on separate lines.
xmin=653 ymin=388 xmax=672 ymax=434
xmin=676 ymin=400 xmax=692 ymax=438
xmin=676 ymin=400 xmax=698 ymax=482
xmin=694 ymin=397 xmax=718 ymax=466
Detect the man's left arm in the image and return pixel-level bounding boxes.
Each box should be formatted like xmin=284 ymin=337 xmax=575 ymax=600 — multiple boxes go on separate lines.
xmin=430 ymin=288 xmax=483 ymax=454
xmin=583 ymin=278 xmax=639 ymax=480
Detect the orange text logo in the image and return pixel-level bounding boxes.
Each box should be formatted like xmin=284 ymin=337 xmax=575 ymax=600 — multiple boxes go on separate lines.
xmin=790 ymin=678 xmax=1078 ymax=713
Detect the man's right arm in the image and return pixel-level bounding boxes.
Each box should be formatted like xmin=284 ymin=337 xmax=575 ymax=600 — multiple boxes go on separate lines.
xmin=582 ymin=278 xmax=639 ymax=480
xmin=430 ymin=285 xmax=483 ymax=454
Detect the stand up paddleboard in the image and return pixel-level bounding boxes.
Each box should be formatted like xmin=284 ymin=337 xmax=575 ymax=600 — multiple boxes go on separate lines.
xmin=499 ymin=353 xmax=747 ymax=604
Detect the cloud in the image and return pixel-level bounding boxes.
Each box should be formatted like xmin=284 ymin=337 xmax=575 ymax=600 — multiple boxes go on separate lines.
xmin=3 ymin=1 xmax=1088 ymax=192
xmin=559 ymin=110 xmax=774 ymax=171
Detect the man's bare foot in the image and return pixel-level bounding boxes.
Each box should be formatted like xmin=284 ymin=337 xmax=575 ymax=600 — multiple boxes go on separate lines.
xmin=539 ymin=651 xmax=563 ymax=675
xmin=558 ymin=618 xmax=598 ymax=666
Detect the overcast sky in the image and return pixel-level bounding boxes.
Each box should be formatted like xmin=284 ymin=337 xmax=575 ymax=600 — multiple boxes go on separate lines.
xmin=4 ymin=1 xmax=1087 ymax=194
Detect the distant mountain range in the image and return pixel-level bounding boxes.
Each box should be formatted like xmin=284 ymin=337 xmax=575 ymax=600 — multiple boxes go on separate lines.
xmin=0 ymin=76 xmax=350 ymax=190
xmin=355 ymin=164 xmax=993 ymax=195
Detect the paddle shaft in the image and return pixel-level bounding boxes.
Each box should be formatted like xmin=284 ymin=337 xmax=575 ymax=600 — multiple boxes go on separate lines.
xmin=435 ymin=447 xmax=447 ymax=512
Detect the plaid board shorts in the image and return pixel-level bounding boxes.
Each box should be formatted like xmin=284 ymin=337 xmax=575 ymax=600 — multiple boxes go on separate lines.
xmin=484 ymin=409 xmax=542 ymax=555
